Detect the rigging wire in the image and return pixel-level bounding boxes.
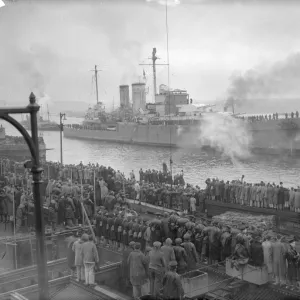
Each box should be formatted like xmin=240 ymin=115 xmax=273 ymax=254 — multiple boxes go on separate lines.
xmin=89 ymin=74 xmax=95 ymax=105
xmin=165 ymin=0 xmax=173 ymax=186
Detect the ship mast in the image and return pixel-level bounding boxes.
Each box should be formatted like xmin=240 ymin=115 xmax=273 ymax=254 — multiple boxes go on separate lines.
xmin=47 ymin=104 xmax=50 ymax=121
xmin=139 ymin=48 xmax=168 ymax=98
xmin=94 ymin=65 xmax=99 ymax=104
xmin=165 ymin=0 xmax=173 ymax=188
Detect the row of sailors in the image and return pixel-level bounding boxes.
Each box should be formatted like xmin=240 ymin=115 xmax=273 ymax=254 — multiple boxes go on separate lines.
xmin=96 ymin=209 xmax=300 ymax=291
xmin=206 ymin=179 xmax=300 ymax=212
xmin=245 ymin=111 xmax=300 ymax=121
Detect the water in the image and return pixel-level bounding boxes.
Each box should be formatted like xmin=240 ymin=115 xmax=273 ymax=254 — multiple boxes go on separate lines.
xmin=1 ymin=117 xmax=300 ymax=188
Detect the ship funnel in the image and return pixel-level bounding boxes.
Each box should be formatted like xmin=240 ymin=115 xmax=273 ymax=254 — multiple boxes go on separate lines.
xmin=119 ymin=85 xmax=130 ymax=108
xmin=132 ymin=83 xmax=146 ymax=114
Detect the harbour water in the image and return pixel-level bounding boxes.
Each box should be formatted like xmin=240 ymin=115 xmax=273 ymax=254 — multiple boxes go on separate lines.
xmin=2 ymin=117 xmax=300 ymax=188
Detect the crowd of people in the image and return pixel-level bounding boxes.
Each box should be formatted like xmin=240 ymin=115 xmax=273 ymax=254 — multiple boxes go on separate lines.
xmin=89 ymin=205 xmax=300 ymax=298
xmin=205 ymin=177 xmax=300 ymax=212
xmin=1 ymin=158 xmax=300 ymax=299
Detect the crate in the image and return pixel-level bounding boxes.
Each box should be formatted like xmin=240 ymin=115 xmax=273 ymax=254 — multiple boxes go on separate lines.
xmin=181 ymin=270 xmax=208 ymax=298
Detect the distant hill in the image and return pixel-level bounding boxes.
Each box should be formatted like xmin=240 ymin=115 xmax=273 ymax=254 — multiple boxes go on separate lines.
xmin=51 ymin=101 xmax=89 ymax=113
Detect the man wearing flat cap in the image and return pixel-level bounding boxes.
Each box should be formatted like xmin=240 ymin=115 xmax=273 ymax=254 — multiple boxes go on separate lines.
xmin=173 ymin=238 xmax=187 ymax=274
xmin=148 ymin=241 xmax=166 ymax=297
xmin=122 ymin=241 xmax=135 ymax=288
xmin=181 ymin=234 xmax=198 ymax=271
xmin=127 ymin=242 xmax=149 ymax=299
xmin=162 ymin=261 xmax=184 ymax=300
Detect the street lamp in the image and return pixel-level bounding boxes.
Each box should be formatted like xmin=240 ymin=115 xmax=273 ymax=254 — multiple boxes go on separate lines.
xmin=0 ymin=92 xmax=49 ymax=300
xmin=59 ymin=113 xmax=66 ymax=164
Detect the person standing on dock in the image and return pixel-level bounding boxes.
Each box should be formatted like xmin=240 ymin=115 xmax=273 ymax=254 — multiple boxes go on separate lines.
xmin=189 ymin=194 xmax=196 ymax=215
xmin=271 ymin=235 xmax=287 ymax=286
xmin=128 ymin=242 xmax=149 ymax=300
xmin=181 ymin=234 xmax=198 ymax=271
xmin=72 ymin=233 xmax=87 ymax=282
xmin=148 ymin=241 xmax=166 ymax=297
xmin=122 ymin=241 xmax=136 ymax=289
xmin=162 ymin=261 xmax=184 ymax=300
xmin=81 ymin=234 xmax=99 ymax=287
xmin=173 ymin=238 xmax=188 ymax=275
xmin=161 ymin=238 xmax=175 ymax=271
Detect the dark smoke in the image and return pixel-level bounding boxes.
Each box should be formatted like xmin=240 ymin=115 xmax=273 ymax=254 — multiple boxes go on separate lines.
xmin=227 ymin=52 xmax=300 ymax=110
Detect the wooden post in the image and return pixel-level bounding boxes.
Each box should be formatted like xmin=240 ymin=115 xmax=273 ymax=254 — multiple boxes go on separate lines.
xmin=81 ymin=178 xmax=84 ymax=225
xmin=123 ymin=177 xmax=126 ymax=206
xmin=81 ymin=202 xmax=95 ymax=241
xmin=29 ymin=235 xmax=34 ymax=266
xmin=70 ymin=168 xmax=73 ymax=196
xmin=12 ymin=188 xmax=17 ymax=269
xmin=14 ymin=164 xmax=16 ymax=186
xmin=93 ymin=169 xmax=96 ymax=212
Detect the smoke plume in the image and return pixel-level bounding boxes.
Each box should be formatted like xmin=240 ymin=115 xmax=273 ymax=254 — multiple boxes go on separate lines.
xmin=227 ymin=52 xmax=300 ymax=105
xmin=178 ymin=113 xmax=252 ymax=161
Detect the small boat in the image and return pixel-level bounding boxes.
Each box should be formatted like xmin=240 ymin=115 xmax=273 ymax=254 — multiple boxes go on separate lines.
xmin=22 ymin=105 xmax=60 ymax=132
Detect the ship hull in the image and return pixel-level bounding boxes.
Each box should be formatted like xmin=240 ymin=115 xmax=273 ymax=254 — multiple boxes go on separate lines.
xmin=64 ymin=118 xmax=300 ymax=156
xmin=0 ymin=144 xmax=47 ymax=162
xmin=39 ymin=127 xmax=60 ymax=132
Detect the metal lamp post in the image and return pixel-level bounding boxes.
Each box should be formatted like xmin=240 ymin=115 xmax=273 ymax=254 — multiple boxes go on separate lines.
xmin=0 ymin=92 xmax=49 ymax=300
xmin=59 ymin=113 xmax=66 ymax=164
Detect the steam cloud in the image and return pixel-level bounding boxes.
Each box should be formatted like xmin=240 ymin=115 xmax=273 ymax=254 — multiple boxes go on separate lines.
xmin=178 ymin=113 xmax=252 ymax=161
xmin=228 ymin=52 xmax=300 ymax=102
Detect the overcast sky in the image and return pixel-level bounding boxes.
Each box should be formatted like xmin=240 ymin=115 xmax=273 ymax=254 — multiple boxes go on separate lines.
xmin=0 ymin=0 xmax=300 ymax=111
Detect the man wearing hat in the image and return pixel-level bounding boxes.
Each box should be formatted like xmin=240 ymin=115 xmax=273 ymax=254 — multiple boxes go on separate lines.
xmin=181 ymin=234 xmax=198 ymax=271
xmin=81 ymin=234 xmax=99 ymax=286
xmin=72 ymin=233 xmax=88 ymax=282
xmin=162 ymin=261 xmax=184 ymax=300
xmin=161 ymin=238 xmax=175 ymax=271
xmin=148 ymin=241 xmax=166 ymax=297
xmin=173 ymin=238 xmax=187 ymax=274
xmin=161 ymin=212 xmax=170 ymax=242
xmin=127 ymin=242 xmax=148 ymax=299
xmin=122 ymin=241 xmax=136 ymax=288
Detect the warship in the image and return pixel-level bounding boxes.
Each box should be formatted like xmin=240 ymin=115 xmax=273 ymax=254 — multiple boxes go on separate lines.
xmin=0 ymin=125 xmax=47 ymax=162
xmin=64 ymin=48 xmax=300 ymax=156
xmin=21 ymin=104 xmax=59 ymax=132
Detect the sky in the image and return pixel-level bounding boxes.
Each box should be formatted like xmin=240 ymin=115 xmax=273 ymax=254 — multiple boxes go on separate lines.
xmin=0 ymin=0 xmax=300 ymax=113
